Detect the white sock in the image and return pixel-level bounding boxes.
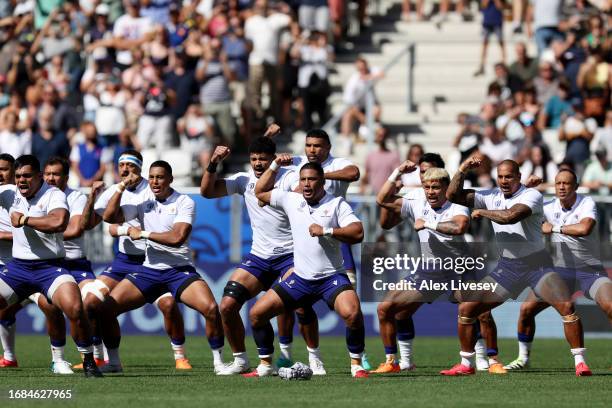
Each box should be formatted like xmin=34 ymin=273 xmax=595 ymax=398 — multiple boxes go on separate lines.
xmin=51 ymin=344 xmax=65 ymax=363
xmin=171 ymin=342 xmax=185 ymax=360
xmin=0 ymin=321 xmax=16 ymax=362
xmin=385 ymin=353 xmax=396 ymax=363
xmin=107 ymin=347 xmax=121 ymax=366
xmin=460 ymin=351 xmax=475 ymax=368
xmin=211 ymin=347 xmax=223 ymax=366
xmin=398 ymin=339 xmax=413 ymax=365
xmin=571 ymin=348 xmax=586 ymax=366
xmin=474 ymin=339 xmax=486 ymax=360
xmin=307 ymin=346 xmax=322 ymax=361
xmin=518 ymin=341 xmax=532 ymax=361
xmin=233 ymin=351 xmax=248 ymax=365
xmin=103 ymin=344 xmax=109 ymax=362
xmin=279 ymin=342 xmax=292 ymax=361
xmin=488 ymin=357 xmax=499 ymax=365
xmin=93 ymin=343 xmax=104 ymax=360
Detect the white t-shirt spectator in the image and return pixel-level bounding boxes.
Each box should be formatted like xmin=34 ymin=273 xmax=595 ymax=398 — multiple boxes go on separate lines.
xmin=245 ymin=12 xmax=291 ymax=65
xmin=0 ymin=129 xmax=31 ymax=158
xmin=113 ymin=13 xmax=153 ymax=65
xmin=342 ymin=67 xmax=382 ymax=108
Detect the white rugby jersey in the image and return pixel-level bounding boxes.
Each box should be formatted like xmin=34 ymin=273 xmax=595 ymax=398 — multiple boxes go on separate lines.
xmin=288 ymin=155 xmax=355 ymax=198
xmin=401 ymin=198 xmax=469 ymax=244
xmin=134 ymin=189 xmax=195 ymax=270
xmin=63 ymin=187 xmax=88 ymax=260
xmin=225 ymin=168 xmax=294 ymax=259
xmin=544 ymin=194 xmax=600 ymax=268
xmin=270 ymin=190 xmax=360 ymax=280
xmin=94 ymin=178 xmax=149 ymax=255
xmin=474 ymin=185 xmax=545 ymax=258
xmin=0 ymin=184 xmax=16 ymax=264
xmin=10 ymin=182 xmax=68 ymax=260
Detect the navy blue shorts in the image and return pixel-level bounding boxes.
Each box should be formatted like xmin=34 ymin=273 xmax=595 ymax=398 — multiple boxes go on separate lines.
xmin=64 ymin=258 xmax=95 ymax=284
xmin=239 ymin=252 xmax=294 ymax=290
xmin=100 ymin=252 xmax=145 ymax=282
xmin=489 ymin=251 xmax=553 ymax=299
xmin=341 ymin=243 xmax=355 ymax=271
xmin=126 ymin=264 xmax=202 ymax=304
xmin=556 ymin=266 xmax=610 ymax=300
xmin=0 ymin=259 xmax=75 ymax=304
xmin=273 ymin=272 xmax=353 ymax=310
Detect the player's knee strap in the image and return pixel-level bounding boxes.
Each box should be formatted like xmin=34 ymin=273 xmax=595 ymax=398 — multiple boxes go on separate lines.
xmin=28 ymin=293 xmax=41 ymax=305
xmin=154 ymin=292 xmax=172 ymax=307
xmin=223 ymin=281 xmax=250 ymax=305
xmin=562 ymin=313 xmax=580 ymax=324
xmin=296 ymin=306 xmax=316 ymax=325
xmin=458 ymin=315 xmax=477 ymax=325
xmin=81 ymin=280 xmax=109 ymax=302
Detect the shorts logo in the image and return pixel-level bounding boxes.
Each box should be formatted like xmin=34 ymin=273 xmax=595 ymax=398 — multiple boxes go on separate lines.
xmin=285 ymin=279 xmax=295 ymax=288
xmin=242 ymin=260 xmax=252 ymax=266
xmin=81 ymin=273 xmax=87 ymax=277
xmin=184 ymin=272 xmax=190 ymax=275
xmin=130 ymin=273 xmax=138 ymax=278
xmin=332 ymin=280 xmax=337 ymax=286
xmin=0 ymin=268 xmax=6 ymax=275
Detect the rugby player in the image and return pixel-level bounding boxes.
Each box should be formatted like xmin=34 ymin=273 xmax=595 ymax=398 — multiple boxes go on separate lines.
xmin=444 ymin=157 xmax=591 ymax=376
xmin=0 ymin=155 xmax=102 ymax=377
xmin=100 ymin=161 xmax=225 ymax=373
xmin=505 ymin=169 xmax=612 ymax=370
xmin=201 ymin=133 xmax=324 ymax=374
xmin=247 ymin=162 xmax=368 ymax=378
xmin=89 ymin=151 xmax=190 ymax=370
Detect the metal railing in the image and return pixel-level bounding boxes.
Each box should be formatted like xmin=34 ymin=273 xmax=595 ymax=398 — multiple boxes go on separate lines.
xmin=323 ymin=42 xmax=417 ymax=148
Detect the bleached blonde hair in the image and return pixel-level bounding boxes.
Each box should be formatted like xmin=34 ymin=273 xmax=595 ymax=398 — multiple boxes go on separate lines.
xmin=422 ymin=168 xmax=450 ymax=185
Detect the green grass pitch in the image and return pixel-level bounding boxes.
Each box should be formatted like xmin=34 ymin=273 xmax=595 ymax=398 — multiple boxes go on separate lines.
xmin=0 ymin=335 xmax=610 ymax=407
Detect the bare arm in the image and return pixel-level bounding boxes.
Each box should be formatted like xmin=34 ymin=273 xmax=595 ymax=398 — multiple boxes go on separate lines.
xmin=200 ymin=146 xmax=230 ymax=198
xmin=12 ymin=208 xmax=69 ymax=233
xmin=543 ymin=218 xmax=596 ymax=237
xmin=414 ymin=215 xmax=469 ymax=235
xmin=446 ymin=157 xmax=481 ymax=207
xmin=377 ymin=160 xmax=417 ymax=229
xmin=254 ymin=153 xmax=293 ymax=195
xmin=128 ymin=223 xmax=192 ymax=247
xmin=325 ymin=165 xmax=360 ymax=182
xmin=63 ymin=214 xmax=85 ymax=240
xmin=80 ymin=182 xmax=105 ymax=230
xmin=308 ymin=222 xmax=364 ymax=245
xmin=472 ymin=204 xmax=532 ymax=225
xmin=102 ymin=188 xmax=125 ymax=224
xmin=0 ymin=231 xmax=12 ymax=241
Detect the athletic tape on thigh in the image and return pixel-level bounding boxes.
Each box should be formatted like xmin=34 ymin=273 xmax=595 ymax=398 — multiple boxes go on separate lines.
xmin=458 ymin=315 xmax=477 ymax=325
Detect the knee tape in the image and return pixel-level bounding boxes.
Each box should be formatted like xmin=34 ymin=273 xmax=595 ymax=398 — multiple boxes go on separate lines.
xmin=458 ymin=315 xmax=477 ymax=325
xmin=223 ymin=280 xmax=251 ymax=306
xmin=81 ymin=280 xmax=109 ymax=302
xmin=562 ymin=313 xmax=580 ymax=324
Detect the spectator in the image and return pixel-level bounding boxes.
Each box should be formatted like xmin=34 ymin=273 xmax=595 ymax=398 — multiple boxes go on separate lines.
xmin=31 ymin=104 xmax=70 ymax=166
xmin=479 ymin=122 xmax=516 ymax=166
xmin=244 ymin=0 xmax=291 ymax=123
xmin=167 ymin=3 xmax=188 ymax=48
xmin=341 ymin=57 xmax=383 ymax=139
xmin=538 ymin=79 xmax=574 ymax=129
xmin=137 ymin=61 xmax=176 ymax=151
xmin=298 ymin=0 xmax=329 ymax=33
xmin=69 ymin=121 xmax=109 ymax=187
xmin=0 ymin=110 xmax=31 ymax=157
xmin=559 ymin=105 xmax=598 ymax=176
xmin=177 ymin=103 xmax=214 ymax=168
xmin=552 ymin=32 xmax=587 ymax=100
xmin=196 ymin=37 xmax=236 ymax=146
xmin=293 ymin=31 xmax=332 ymax=130
xmin=534 ymin=61 xmax=560 ymax=106
xmin=94 ymin=74 xmax=127 ymax=147
xmin=112 ymin=0 xmax=153 ymax=68
xmin=401 ymin=143 xmax=424 ymax=187
xmin=581 ymin=147 xmax=612 ymax=191
xmin=360 ymin=127 xmax=400 ymax=194
xmin=527 ymin=0 xmax=565 ymax=55
xmin=576 ymin=47 xmax=609 ymax=125
xmin=475 ymin=0 xmax=506 ymax=77
xmin=593 ymin=109 xmax=612 ymax=162
xmin=492 ymin=62 xmax=523 ymax=95
xmin=520 ymin=144 xmax=558 ymax=188
xmin=509 ymin=42 xmax=539 ymax=84
xmin=165 ymin=48 xmax=196 ymax=120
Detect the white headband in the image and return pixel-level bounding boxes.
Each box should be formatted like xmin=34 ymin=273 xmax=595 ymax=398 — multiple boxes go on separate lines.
xmin=118 ymin=154 xmax=142 ymax=169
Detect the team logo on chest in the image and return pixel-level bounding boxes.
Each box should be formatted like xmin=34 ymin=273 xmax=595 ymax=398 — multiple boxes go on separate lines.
xmin=554 ymin=212 xmax=561 ymax=219
xmin=298 ymin=201 xmax=307 ymax=212
xmin=248 ymin=182 xmax=255 ymax=191
xmin=494 ymin=199 xmax=502 ymax=208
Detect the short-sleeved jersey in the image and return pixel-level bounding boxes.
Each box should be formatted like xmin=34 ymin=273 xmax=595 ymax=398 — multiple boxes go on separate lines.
xmin=94 ymin=178 xmax=149 ymax=255
xmin=474 ymin=185 xmax=544 ymax=258
xmin=134 ymin=189 xmax=195 ymax=270
xmin=401 ymin=198 xmax=469 ymax=243
xmin=225 ymin=168 xmax=294 ymax=258
xmin=0 ymin=184 xmax=16 ymax=264
xmin=288 ymin=155 xmax=355 ymax=198
xmin=270 ymin=191 xmax=360 ymax=280
xmin=63 ymin=187 xmax=88 ymax=260
xmin=544 ymin=194 xmax=600 ymax=268
xmin=10 ymin=183 xmax=68 ymax=260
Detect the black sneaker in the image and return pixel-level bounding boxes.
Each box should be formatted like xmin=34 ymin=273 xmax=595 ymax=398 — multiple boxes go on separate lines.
xmin=83 ymin=354 xmax=103 ymax=378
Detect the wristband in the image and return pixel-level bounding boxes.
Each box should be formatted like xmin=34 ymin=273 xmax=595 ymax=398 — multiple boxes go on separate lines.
xmin=323 ymin=227 xmax=334 ymax=236
xmin=387 ymin=168 xmax=401 ymax=183
xmin=115 ymin=182 xmax=126 ymax=193
xmin=140 ymin=231 xmax=151 ymax=239
xmin=23 ymin=216 xmax=29 ymax=227
xmin=552 ymin=225 xmax=561 ymax=233
xmin=207 ymin=162 xmax=218 ymax=173
xmin=269 ymin=161 xmax=280 ymax=172
xmin=424 ymin=220 xmax=439 ymax=231
xmin=117 ymin=225 xmax=129 ymax=236
xmin=19 ymin=215 xmax=28 ymax=227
